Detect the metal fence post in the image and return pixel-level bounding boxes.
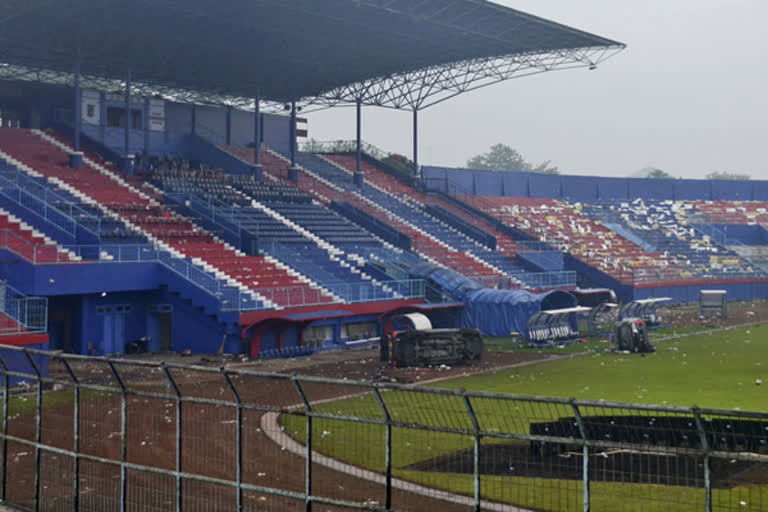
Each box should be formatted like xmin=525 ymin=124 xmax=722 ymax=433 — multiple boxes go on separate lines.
xmin=162 ymin=364 xmax=183 ymax=512
xmin=60 ymin=359 xmax=80 ymax=512
xmin=292 ymin=377 xmax=312 ymax=512
xmin=371 ymin=385 xmax=392 ymax=511
xmin=0 ymin=354 xmax=9 ymax=501
xmin=571 ymin=401 xmax=590 ymax=512
xmin=462 ymin=392 xmax=482 ymax=512
xmin=222 ymin=369 xmax=243 ymax=512
xmin=22 ymin=350 xmax=43 ymax=512
xmin=692 ymin=408 xmax=712 ymax=512
xmin=106 ymin=360 xmax=127 ymax=512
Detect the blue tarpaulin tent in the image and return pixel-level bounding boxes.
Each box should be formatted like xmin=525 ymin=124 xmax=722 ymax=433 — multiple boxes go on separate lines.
xmin=411 ymin=264 xmax=576 ymax=336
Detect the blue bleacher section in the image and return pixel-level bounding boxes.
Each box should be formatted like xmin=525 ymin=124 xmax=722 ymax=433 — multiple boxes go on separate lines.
xmin=288 ymin=152 xmax=531 ymax=279
xmin=231 ymin=176 xmax=310 ymax=204
xmin=329 ymin=201 xmax=412 ymax=250
xmin=295 ymin=153 xmax=353 ymax=184
xmin=424 ymin=204 xmax=496 ymax=249
xmin=152 ymin=163 xmax=415 ymax=301
xmin=269 ymin=202 xmax=379 ymax=249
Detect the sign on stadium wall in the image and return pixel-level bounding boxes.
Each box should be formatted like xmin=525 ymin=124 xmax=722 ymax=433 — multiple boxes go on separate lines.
xmin=81 ymin=89 xmax=100 ymax=125
xmin=297 ymin=116 xmax=308 ymax=138
xmin=149 ymin=99 xmax=165 ymax=132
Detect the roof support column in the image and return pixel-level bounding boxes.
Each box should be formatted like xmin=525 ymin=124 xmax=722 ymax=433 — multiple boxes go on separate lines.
xmin=142 ymin=96 xmax=150 ymax=168
xmin=354 ymin=100 xmax=364 ymax=186
xmin=287 ymin=100 xmax=299 ymax=182
xmin=225 ymin=106 xmax=232 ymax=146
xmin=123 ymin=70 xmax=134 ymax=176
xmin=252 ymin=92 xmax=263 ymax=181
xmin=69 ymin=51 xmax=83 ymax=168
xmin=412 ymin=108 xmax=419 ymax=176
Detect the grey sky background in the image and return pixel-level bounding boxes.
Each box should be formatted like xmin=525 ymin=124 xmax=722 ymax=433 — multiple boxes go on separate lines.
xmin=305 ymin=0 xmax=767 ymax=180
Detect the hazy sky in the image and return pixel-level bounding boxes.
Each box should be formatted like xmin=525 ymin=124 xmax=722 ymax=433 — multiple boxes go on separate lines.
xmin=305 ymin=0 xmax=767 ymax=180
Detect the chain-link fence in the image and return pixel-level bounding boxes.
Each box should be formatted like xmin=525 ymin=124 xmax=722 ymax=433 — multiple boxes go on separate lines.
xmin=0 ymin=344 xmax=766 ymax=512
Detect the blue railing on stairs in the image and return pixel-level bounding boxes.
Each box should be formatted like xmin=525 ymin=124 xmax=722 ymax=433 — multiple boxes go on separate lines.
xmin=0 ymin=168 xmax=103 ymax=242
xmin=0 ymin=281 xmax=47 ymax=335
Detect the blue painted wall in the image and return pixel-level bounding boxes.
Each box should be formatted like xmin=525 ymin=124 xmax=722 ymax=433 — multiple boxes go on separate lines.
xmin=0 ymin=345 xmax=49 ymax=386
xmin=187 ymin=135 xmax=254 ymax=175
xmin=423 ymin=167 xmax=768 ymax=202
xmin=68 ymin=290 xmax=237 ymax=355
xmin=634 ymin=281 xmax=768 ymax=303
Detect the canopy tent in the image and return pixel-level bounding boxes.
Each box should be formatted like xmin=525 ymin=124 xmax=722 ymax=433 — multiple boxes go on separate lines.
xmin=410 ymin=263 xmax=576 ymax=336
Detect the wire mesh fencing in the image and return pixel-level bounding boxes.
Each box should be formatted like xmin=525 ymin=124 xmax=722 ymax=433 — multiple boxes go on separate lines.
xmin=0 ymin=345 xmax=765 ymax=512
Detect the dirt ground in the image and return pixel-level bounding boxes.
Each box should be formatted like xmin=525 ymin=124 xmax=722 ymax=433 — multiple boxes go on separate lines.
xmin=4 ymin=346 xmax=558 ymax=512
xmin=659 ymin=300 xmax=768 ymax=330
xmin=4 ymin=303 xmax=767 ymax=511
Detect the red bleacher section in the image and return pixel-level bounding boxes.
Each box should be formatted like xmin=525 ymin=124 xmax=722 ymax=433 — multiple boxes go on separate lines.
xmin=469 ymin=196 xmax=681 ymax=284
xmin=44 ymin=130 xmax=165 ymax=202
xmin=325 ymin=154 xmax=518 ymax=258
xmin=693 ymin=201 xmax=768 ymax=226
xmin=0 ymin=129 xmax=330 ymax=306
xmin=225 ymin=146 xmax=501 ymax=277
xmin=0 ymin=210 xmax=73 ymax=263
xmin=0 ymin=312 xmax=24 ymax=334
xmin=0 ymin=309 xmax=49 ymax=346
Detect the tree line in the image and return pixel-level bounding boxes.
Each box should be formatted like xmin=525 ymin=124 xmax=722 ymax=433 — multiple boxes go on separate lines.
xmin=467 ymin=144 xmax=751 ymax=180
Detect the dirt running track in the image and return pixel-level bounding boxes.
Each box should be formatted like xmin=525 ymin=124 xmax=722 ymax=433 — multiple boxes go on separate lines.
xmin=2 ymin=350 xmax=551 ymax=511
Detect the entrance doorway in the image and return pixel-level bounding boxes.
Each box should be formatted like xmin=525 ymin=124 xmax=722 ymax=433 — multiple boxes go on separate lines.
xmin=148 ymin=304 xmax=173 ymax=352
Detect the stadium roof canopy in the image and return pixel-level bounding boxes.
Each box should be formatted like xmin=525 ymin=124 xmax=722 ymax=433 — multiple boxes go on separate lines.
xmin=0 ymin=0 xmax=625 ymax=111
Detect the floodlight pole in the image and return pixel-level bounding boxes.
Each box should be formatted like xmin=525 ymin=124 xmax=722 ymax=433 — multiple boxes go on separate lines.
xmin=69 ymin=50 xmax=83 ymax=168
xmin=253 ymin=92 xmax=262 ymax=181
xmin=288 ymin=99 xmax=299 ymax=181
xmin=123 ymin=70 xmax=134 ymax=176
xmin=354 ymin=99 xmax=364 ymax=186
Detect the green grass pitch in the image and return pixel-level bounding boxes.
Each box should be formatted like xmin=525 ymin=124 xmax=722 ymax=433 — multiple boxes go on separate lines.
xmin=281 ymin=324 xmax=768 ymax=511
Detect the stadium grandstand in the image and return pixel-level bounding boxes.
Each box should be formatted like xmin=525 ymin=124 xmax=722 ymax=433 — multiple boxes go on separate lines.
xmin=2 ymin=2 xmax=768 ymax=512
xmin=0 ymin=0 xmax=763 ymax=362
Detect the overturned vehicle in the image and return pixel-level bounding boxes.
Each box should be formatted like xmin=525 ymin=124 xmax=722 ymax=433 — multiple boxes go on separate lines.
xmin=380 ymin=313 xmax=483 ymax=367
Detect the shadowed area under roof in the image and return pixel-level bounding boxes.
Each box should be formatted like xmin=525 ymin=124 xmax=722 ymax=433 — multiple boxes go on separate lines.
xmin=0 ymin=0 xmax=624 ymax=108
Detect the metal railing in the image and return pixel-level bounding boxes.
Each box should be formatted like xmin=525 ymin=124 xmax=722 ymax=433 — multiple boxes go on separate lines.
xmin=0 ymin=237 xmax=264 ymax=311
xmin=0 ymin=283 xmax=47 ymax=336
xmin=0 ymin=233 xmax=424 ymax=312
xmin=0 ymin=168 xmax=103 ymax=239
xmin=471 ymin=271 xmax=578 ymax=291
xmin=254 ymin=279 xmax=425 ymax=308
xmin=298 ymin=139 xmax=392 ymax=161
xmin=621 ymin=265 xmax=767 ymax=286
xmin=0 ymin=229 xmax=81 ymax=264
xmin=421 ymin=176 xmax=507 ymax=226
xmin=0 ymin=345 xmax=765 ymax=512
xmin=515 ymin=240 xmax=561 ymax=253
